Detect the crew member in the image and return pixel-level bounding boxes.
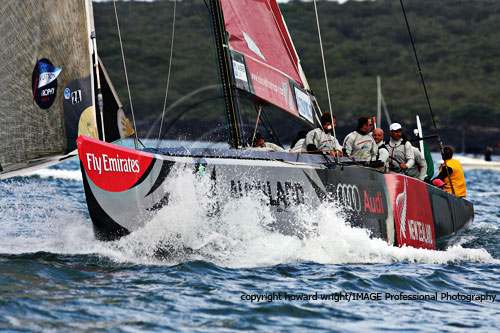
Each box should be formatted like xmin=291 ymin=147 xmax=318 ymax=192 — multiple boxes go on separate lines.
xmin=372 ymin=128 xmax=389 ymax=165
xmin=289 ymin=129 xmax=308 ymax=153
xmin=406 ymin=146 xmax=428 ymax=181
xmin=434 ymin=146 xmax=466 ymax=197
xmin=250 ymin=133 xmax=285 ymax=152
xmin=385 ymin=123 xmax=414 ymax=173
xmin=302 ymin=112 xmax=342 ymax=155
xmin=485 ymin=147 xmax=493 ymax=161
xmin=342 ymin=116 xmax=378 ymax=161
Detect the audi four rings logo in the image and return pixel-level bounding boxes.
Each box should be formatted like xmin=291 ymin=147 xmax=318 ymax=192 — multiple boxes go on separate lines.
xmin=336 ymin=183 xmax=361 ymax=212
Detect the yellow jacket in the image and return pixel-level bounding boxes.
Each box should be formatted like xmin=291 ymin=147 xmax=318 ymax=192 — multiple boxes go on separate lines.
xmin=439 ymin=158 xmax=466 ymax=197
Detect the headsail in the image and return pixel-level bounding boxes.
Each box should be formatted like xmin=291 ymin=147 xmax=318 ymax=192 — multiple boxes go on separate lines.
xmin=219 ymin=0 xmax=315 ymax=124
xmin=0 ymin=0 xmax=132 ymax=179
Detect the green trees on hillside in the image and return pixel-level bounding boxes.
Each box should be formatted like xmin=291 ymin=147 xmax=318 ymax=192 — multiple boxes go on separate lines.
xmin=93 ymin=0 xmax=500 ymax=148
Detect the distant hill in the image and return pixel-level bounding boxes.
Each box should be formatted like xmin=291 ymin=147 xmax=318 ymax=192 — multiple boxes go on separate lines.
xmin=93 ymin=0 xmax=500 ymax=152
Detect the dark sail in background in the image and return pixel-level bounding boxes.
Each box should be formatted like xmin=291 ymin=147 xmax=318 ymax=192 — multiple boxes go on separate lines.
xmin=0 ymin=0 xmax=132 ymax=178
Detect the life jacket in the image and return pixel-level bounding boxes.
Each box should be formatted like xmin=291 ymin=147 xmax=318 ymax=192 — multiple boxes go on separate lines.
xmin=376 ymin=143 xmax=387 ymax=160
xmin=439 ymin=158 xmax=466 ymax=197
xmin=385 ymin=137 xmax=407 ymax=149
xmin=385 ymin=137 xmax=408 ymax=171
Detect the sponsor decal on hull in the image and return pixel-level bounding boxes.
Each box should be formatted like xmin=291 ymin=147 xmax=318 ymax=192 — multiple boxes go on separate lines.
xmin=230 ymin=180 xmax=305 ymax=208
xmin=385 ymin=175 xmax=436 ymax=249
xmin=364 ymin=190 xmax=384 ymax=214
xmin=336 ymin=183 xmax=361 ymax=212
xmin=330 ymin=182 xmax=387 ymax=216
xmin=77 ymin=136 xmax=154 ymax=192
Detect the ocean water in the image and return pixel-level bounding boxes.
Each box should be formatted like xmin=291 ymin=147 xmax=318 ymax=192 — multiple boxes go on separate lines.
xmin=0 ymin=149 xmax=499 ymax=332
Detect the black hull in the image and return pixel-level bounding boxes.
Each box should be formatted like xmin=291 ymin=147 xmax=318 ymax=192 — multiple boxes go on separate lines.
xmin=77 ymin=136 xmax=474 ymax=250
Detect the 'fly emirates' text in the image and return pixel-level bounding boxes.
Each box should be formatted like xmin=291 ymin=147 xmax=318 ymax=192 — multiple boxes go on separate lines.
xmin=86 ymin=153 xmax=140 ymax=174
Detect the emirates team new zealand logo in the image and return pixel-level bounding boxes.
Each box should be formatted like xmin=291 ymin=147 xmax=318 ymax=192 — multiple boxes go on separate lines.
xmin=32 ymin=58 xmax=62 ymax=109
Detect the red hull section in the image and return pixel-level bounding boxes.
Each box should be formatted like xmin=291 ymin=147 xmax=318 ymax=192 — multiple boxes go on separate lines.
xmin=385 ymin=174 xmax=436 ymax=250
xmin=77 ymin=136 xmax=154 ymax=193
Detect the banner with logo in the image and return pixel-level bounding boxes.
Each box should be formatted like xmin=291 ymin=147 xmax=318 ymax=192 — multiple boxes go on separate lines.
xmin=77 ymin=135 xmax=154 ymax=192
xmin=385 ymin=174 xmax=436 ymax=249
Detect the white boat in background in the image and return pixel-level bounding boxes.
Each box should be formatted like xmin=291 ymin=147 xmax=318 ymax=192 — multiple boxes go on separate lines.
xmin=454 ymin=155 xmax=500 ymax=171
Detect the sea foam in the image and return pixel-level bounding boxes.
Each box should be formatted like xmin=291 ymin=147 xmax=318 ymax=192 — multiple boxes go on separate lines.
xmin=102 ymin=167 xmax=497 ymax=267
xmin=0 ymin=166 xmax=496 ymax=266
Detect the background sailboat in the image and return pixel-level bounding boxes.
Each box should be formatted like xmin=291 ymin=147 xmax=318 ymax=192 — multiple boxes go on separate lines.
xmin=376 ymin=76 xmax=392 ymax=131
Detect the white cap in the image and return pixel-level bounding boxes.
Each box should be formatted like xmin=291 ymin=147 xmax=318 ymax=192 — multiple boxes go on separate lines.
xmin=390 ymin=123 xmax=402 ymax=131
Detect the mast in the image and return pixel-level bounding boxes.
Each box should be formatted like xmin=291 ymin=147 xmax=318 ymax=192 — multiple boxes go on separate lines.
xmin=85 ymin=0 xmax=100 ymax=140
xmin=399 ymin=0 xmax=455 ymax=194
xmin=377 ymin=76 xmax=381 ymax=127
xmin=376 ymin=76 xmax=392 ymax=129
xmin=209 ymin=0 xmax=243 ymax=149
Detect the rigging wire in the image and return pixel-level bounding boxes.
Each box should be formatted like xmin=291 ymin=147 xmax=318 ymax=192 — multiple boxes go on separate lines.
xmin=251 ymin=106 xmax=263 ymax=147
xmin=156 ymin=0 xmax=177 ymax=149
xmin=190 ymin=1 xmax=212 ymax=34
xmin=203 ymin=0 xmax=210 ymax=11
xmin=113 ymin=0 xmax=141 ymax=149
xmin=91 ymin=33 xmax=106 ymax=142
xmin=252 ymin=103 xmax=282 ymax=148
xmin=313 ymin=0 xmax=339 ymax=161
xmin=260 ymin=108 xmax=283 ymax=148
xmin=399 ymin=0 xmax=455 ymax=194
xmin=312 ymin=97 xmax=324 ymax=126
xmin=392 ymin=3 xmax=428 ymax=115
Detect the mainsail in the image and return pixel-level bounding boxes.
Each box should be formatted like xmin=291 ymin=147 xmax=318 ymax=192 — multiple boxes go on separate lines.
xmin=0 ymin=0 xmax=132 ymax=178
xmin=220 ymin=0 xmax=315 ymax=125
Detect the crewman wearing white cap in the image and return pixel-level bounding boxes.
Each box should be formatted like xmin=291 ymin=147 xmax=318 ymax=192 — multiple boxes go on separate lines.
xmin=386 ymin=122 xmax=415 ymax=173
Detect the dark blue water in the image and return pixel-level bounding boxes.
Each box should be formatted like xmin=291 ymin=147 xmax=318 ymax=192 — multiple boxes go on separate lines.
xmin=1 ymin=154 xmax=499 ymax=331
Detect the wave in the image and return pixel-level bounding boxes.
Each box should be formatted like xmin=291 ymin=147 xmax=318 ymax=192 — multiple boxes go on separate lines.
xmin=24 ymin=169 xmax=82 ymax=181
xmin=1 ymin=167 xmax=497 ymax=267
xmin=102 ymin=168 xmax=497 ymax=267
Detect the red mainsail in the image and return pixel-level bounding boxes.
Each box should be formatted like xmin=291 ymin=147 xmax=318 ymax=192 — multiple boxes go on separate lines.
xmin=220 ymin=0 xmax=313 ymax=123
